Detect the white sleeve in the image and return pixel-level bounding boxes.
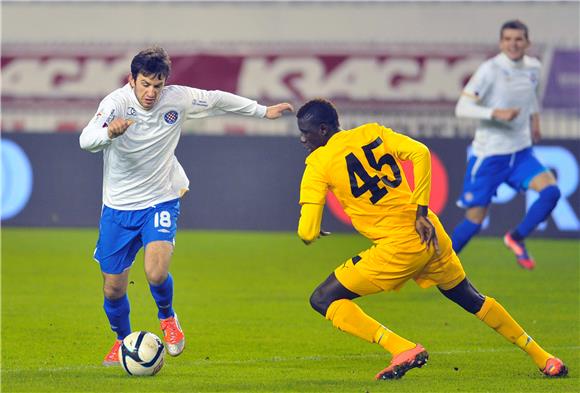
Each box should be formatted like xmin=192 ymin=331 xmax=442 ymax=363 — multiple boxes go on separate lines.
xmin=455 ymin=62 xmax=494 ymax=120
xmin=79 ymin=99 xmax=119 ymax=152
xmin=462 ymin=61 xmax=494 ymax=100
xmin=455 ymin=94 xmax=494 ymax=120
xmin=185 ymin=88 xmax=267 ymax=119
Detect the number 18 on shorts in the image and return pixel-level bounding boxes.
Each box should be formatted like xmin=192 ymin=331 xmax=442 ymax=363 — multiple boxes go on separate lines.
xmin=94 ymin=199 xmax=180 ymax=274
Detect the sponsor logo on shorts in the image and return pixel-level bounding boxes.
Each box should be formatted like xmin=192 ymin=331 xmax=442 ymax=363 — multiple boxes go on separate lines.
xmin=465 ymin=192 xmax=474 ymax=202
xmin=164 ymin=110 xmax=179 ymax=125
xmin=157 ymin=229 xmax=171 ymax=233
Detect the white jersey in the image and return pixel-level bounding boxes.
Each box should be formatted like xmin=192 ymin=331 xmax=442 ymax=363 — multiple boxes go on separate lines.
xmin=461 ymin=52 xmax=541 ymax=156
xmin=80 ymin=84 xmax=266 ymax=210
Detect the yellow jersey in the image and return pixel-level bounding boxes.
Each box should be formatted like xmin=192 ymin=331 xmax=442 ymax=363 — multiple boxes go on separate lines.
xmin=299 ymin=123 xmax=432 ymax=243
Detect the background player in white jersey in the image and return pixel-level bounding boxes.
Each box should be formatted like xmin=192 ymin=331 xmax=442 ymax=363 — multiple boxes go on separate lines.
xmin=450 ymin=20 xmax=560 ymax=270
xmin=80 ymin=47 xmax=293 ymax=365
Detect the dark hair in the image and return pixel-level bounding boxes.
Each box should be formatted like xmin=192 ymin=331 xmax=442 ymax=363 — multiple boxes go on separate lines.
xmin=296 ymin=99 xmax=340 ymax=130
xmin=500 ymin=20 xmax=529 ymax=41
xmin=131 ymin=46 xmax=171 ymax=81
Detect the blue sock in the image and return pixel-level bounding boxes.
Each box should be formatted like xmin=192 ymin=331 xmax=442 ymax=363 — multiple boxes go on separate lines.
xmin=150 ymin=273 xmax=175 ymax=320
xmin=451 ymin=218 xmax=482 ymax=254
xmin=513 ymin=185 xmax=560 ymax=240
xmin=103 ymin=294 xmax=131 ymax=340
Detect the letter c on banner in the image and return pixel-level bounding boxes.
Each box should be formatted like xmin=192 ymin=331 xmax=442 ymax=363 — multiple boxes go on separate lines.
xmin=1 ymin=139 xmax=33 ymax=220
xmin=327 ymin=151 xmax=449 ymax=226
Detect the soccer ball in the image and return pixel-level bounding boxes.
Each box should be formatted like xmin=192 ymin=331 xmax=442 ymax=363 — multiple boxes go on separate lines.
xmin=118 ymin=331 xmax=165 ymax=376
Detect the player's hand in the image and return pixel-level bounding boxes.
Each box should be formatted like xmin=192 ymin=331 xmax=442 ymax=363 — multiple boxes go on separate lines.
xmin=265 ymin=103 xmax=294 ymax=119
xmin=107 ymin=118 xmax=134 ymax=139
xmin=415 ymin=215 xmax=440 ymax=255
xmin=301 ymin=230 xmax=331 ymax=245
xmin=492 ymin=108 xmax=520 ymax=122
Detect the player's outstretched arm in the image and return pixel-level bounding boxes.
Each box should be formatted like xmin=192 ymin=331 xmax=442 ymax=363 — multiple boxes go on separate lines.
xmin=415 ymin=205 xmax=440 ymax=254
xmin=265 ymin=103 xmax=294 ymax=119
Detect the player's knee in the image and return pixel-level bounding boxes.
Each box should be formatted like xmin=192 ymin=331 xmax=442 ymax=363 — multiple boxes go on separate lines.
xmin=309 ymin=273 xmax=359 ymax=317
xmin=103 ymin=285 xmax=126 ymax=300
xmin=144 ymin=264 xmax=168 ymax=285
xmin=439 ymin=278 xmax=485 ymax=314
xmin=465 ymin=208 xmax=487 ymax=224
xmin=309 ymin=287 xmax=331 ymax=316
xmin=146 ymin=271 xmax=168 ymax=286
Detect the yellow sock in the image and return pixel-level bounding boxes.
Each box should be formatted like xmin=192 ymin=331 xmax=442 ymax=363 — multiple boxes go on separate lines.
xmin=373 ymin=325 xmax=416 ymax=355
xmin=476 ymin=297 xmax=552 ymax=368
xmin=325 ymin=299 xmax=415 ymax=355
xmin=325 ymin=299 xmax=380 ymax=343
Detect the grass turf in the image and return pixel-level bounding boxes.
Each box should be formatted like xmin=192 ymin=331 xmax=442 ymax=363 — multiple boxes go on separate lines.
xmin=2 ymin=228 xmax=578 ymax=392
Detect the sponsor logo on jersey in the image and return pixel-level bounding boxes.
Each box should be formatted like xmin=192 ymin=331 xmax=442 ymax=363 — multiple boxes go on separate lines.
xmin=192 ymin=99 xmax=208 ymax=107
xmin=164 ymin=110 xmax=179 ymax=125
xmin=157 ymin=229 xmax=171 ymax=233
xmin=126 ymin=107 xmax=137 ymax=117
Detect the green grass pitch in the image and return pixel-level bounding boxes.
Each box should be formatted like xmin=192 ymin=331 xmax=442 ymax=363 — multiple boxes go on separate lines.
xmin=2 ymin=228 xmax=578 ymax=392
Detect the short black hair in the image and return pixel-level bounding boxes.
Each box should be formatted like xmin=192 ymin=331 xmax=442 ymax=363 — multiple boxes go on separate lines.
xmin=500 ymin=20 xmax=529 ymax=41
xmin=131 ymin=46 xmax=171 ymax=81
xmin=296 ymin=99 xmax=340 ymax=131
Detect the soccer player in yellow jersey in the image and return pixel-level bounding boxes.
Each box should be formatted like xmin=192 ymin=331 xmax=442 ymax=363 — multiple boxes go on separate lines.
xmin=296 ymin=99 xmax=568 ymax=380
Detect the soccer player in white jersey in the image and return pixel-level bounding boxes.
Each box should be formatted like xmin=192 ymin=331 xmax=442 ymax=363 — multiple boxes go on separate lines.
xmin=451 ymin=20 xmax=560 ymax=270
xmin=80 ymin=47 xmax=293 ymax=365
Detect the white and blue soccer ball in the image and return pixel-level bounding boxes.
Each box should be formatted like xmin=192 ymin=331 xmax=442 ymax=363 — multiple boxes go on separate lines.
xmin=118 ymin=331 xmax=165 ymax=376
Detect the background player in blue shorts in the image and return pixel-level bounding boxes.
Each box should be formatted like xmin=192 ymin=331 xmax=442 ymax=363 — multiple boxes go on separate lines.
xmin=80 ymin=47 xmax=293 ymax=365
xmin=451 ymin=20 xmax=560 ymax=269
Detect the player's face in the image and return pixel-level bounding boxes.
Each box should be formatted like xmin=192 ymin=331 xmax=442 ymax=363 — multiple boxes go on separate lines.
xmin=298 ymin=118 xmax=327 ymax=153
xmin=129 ymin=73 xmax=166 ymax=110
xmin=499 ymin=28 xmax=529 ymax=61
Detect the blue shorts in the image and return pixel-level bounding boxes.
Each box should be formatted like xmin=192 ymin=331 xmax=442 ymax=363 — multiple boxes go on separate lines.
xmin=457 ymin=147 xmax=548 ymax=208
xmin=94 ymin=199 xmax=180 ymax=274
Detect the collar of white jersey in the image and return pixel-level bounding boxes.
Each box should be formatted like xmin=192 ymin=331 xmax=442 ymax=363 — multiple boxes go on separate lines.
xmin=497 ymin=52 xmax=526 ymax=69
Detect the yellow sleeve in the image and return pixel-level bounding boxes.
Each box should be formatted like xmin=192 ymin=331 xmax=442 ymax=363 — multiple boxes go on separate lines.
xmin=298 ymin=153 xmax=328 ymax=243
xmin=299 ymin=154 xmax=328 ymax=205
xmin=386 ymin=129 xmax=431 ymax=206
xmin=297 ymin=203 xmax=324 ymax=244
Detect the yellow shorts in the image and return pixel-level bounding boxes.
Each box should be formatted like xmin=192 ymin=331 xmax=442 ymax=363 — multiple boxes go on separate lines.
xmin=334 ymin=214 xmax=466 ymax=295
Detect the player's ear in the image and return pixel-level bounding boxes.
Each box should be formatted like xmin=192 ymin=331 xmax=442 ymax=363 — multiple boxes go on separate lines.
xmin=320 ymin=123 xmax=329 ymax=136
xmin=128 ymin=74 xmax=135 ymax=88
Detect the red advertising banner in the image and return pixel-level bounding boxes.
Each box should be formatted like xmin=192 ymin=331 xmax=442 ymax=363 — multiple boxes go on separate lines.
xmin=2 ymin=46 xmax=495 ymax=106
xmin=1 ymin=44 xmax=500 ymax=133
